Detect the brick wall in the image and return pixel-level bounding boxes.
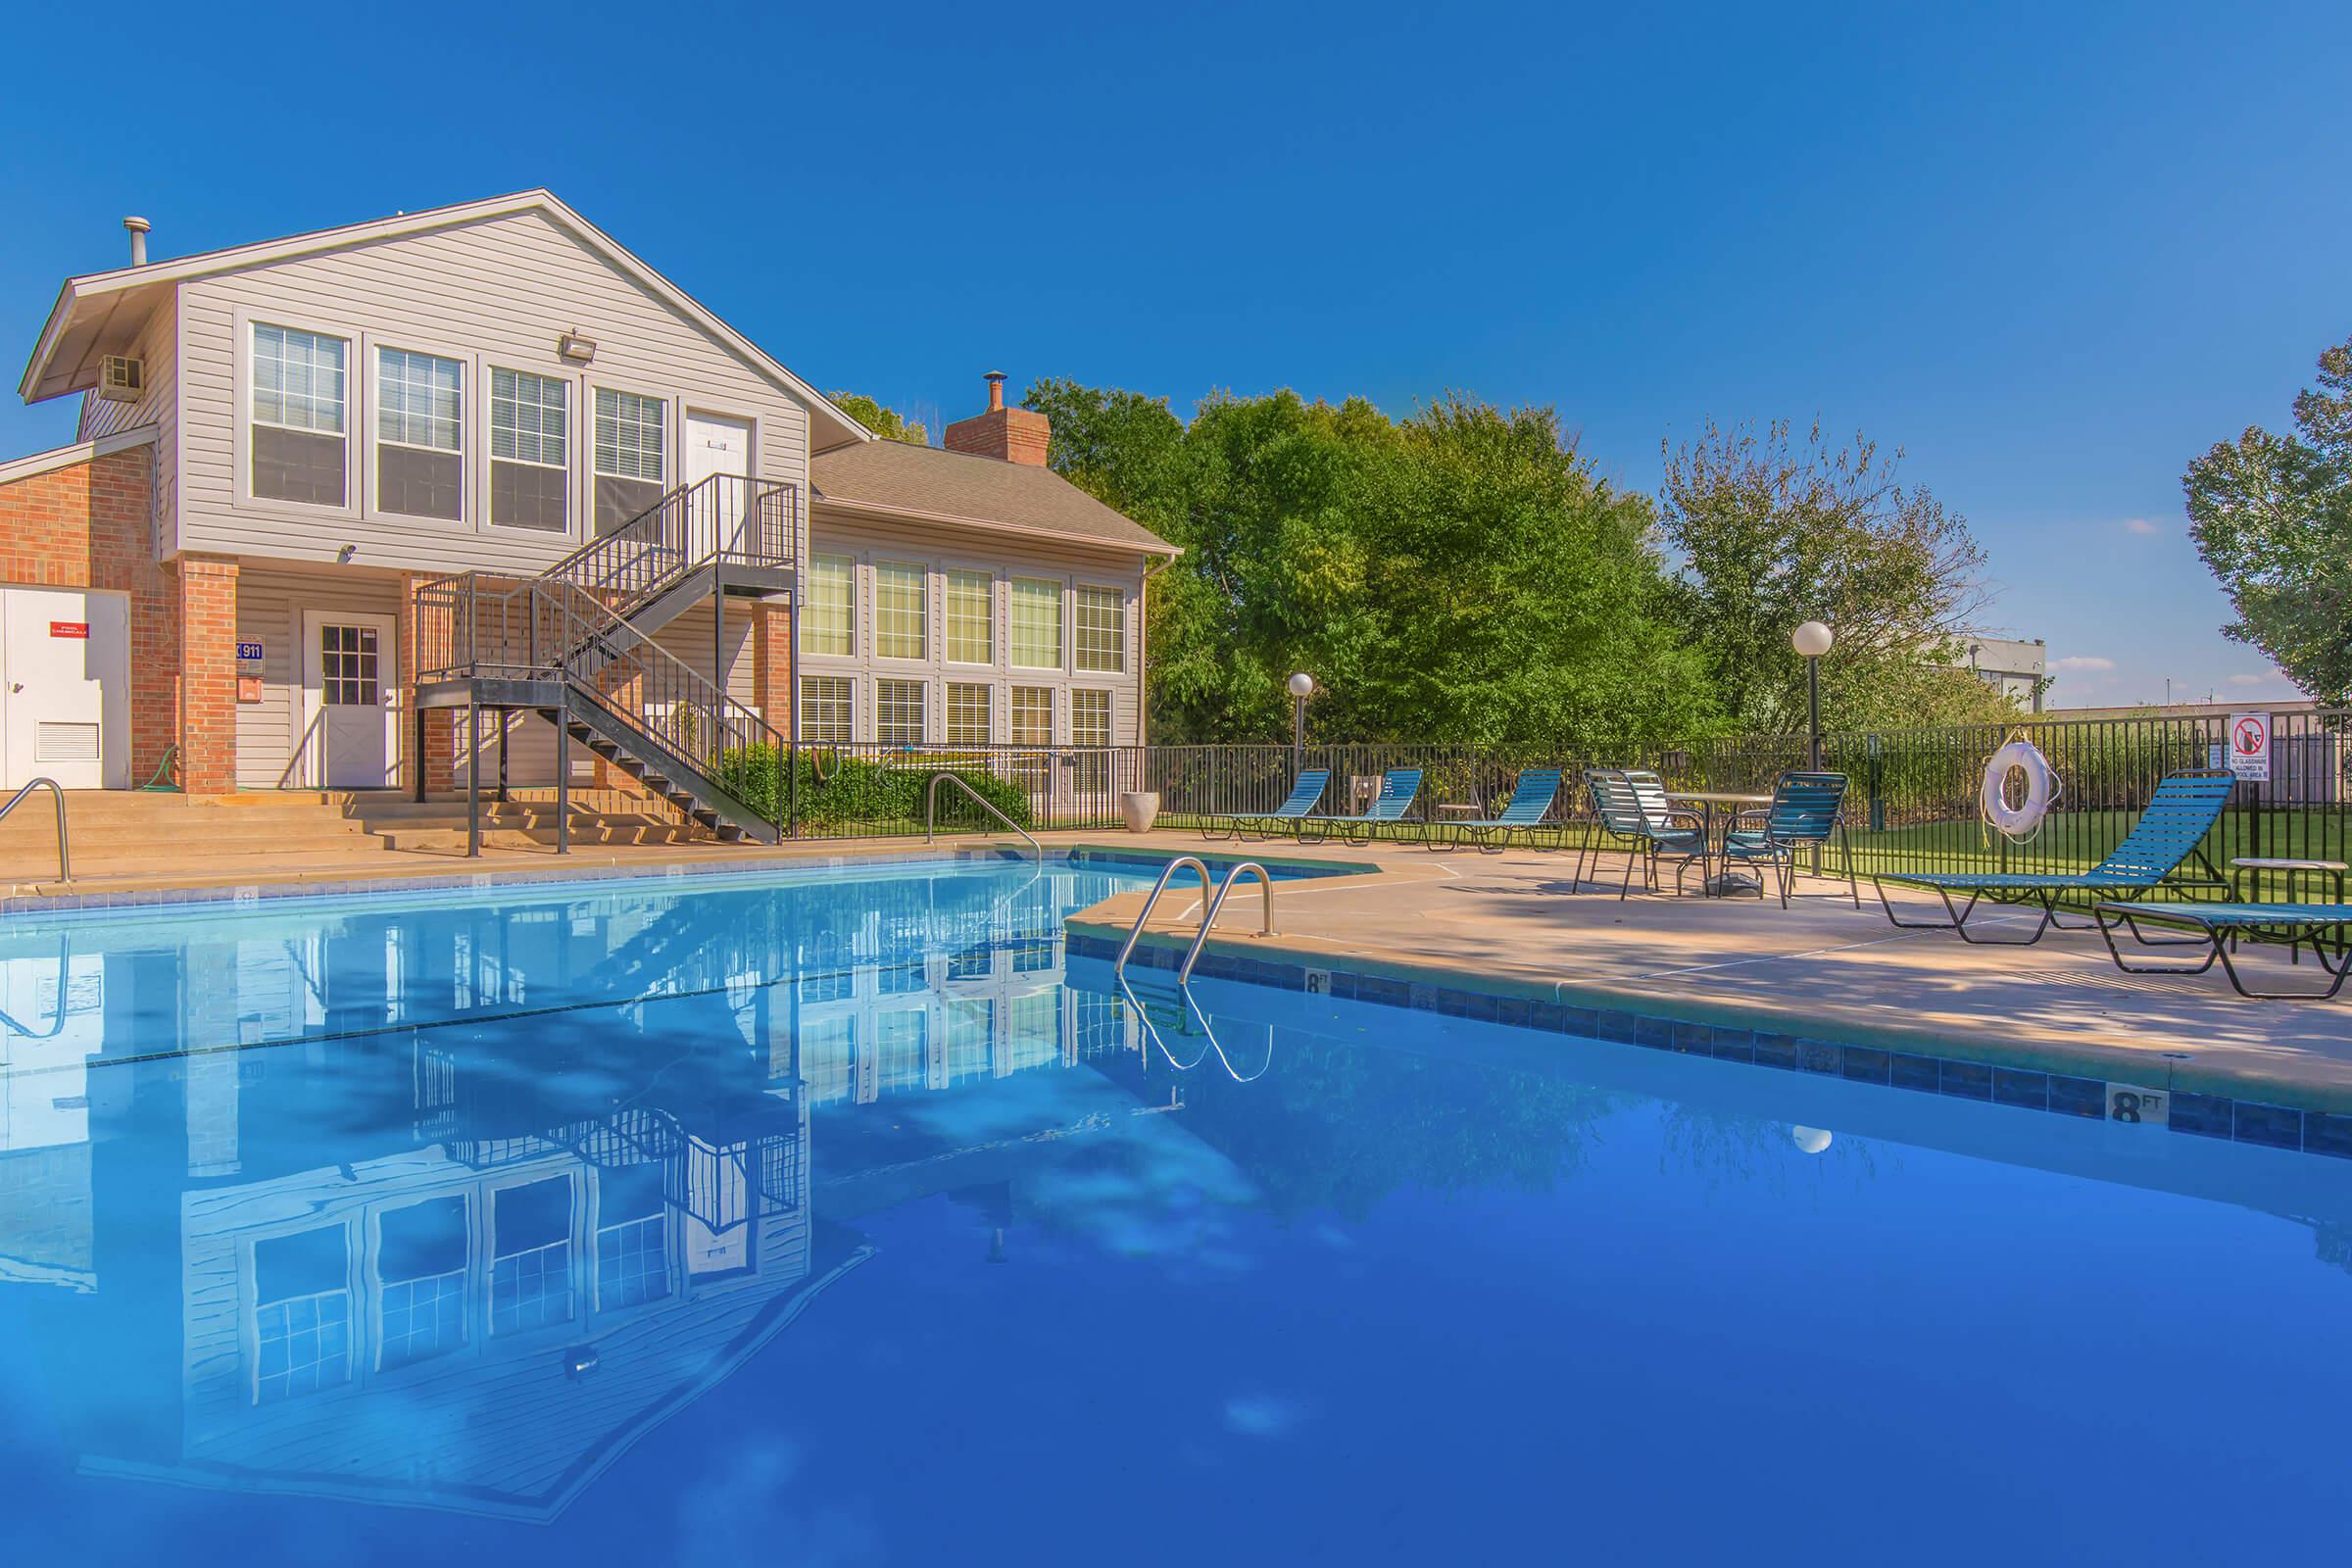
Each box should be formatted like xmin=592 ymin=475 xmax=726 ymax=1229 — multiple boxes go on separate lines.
xmin=0 ymin=444 xmax=182 ymax=784
xmin=752 ymin=602 xmax=792 ymax=729
xmin=943 ymin=406 xmax=1052 ymax=466
xmin=176 ymin=556 xmax=239 ymax=794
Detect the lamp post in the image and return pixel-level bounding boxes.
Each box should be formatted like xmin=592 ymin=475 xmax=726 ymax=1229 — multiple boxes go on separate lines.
xmin=1791 ymin=621 xmax=1834 ymax=769
xmin=1288 ymin=671 xmax=1315 ymax=767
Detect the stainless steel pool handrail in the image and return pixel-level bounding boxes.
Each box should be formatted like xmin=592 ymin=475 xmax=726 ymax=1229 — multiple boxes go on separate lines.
xmin=1115 ymin=856 xmax=1214 ymax=976
xmin=924 ymin=772 xmax=1041 ymax=860
xmin=0 ymin=777 xmax=69 ymax=883
xmin=1178 ymin=861 xmax=1276 ymax=985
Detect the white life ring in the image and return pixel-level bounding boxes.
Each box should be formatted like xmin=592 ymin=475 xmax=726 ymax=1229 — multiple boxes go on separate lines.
xmin=1981 ymin=740 xmax=2059 ymax=838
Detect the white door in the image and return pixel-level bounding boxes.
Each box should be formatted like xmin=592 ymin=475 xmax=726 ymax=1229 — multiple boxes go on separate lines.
xmin=683 ymin=411 xmax=752 ymax=559
xmin=300 ymin=611 xmax=397 ymax=788
xmin=0 ymin=587 xmax=129 ymax=790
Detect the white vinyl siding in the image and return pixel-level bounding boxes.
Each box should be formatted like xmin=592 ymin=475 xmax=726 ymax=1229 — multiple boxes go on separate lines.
xmin=874 ymin=562 xmax=926 ymax=661
xmin=802 ymin=675 xmax=853 ymax=743
xmin=1075 ymin=585 xmax=1123 ymax=672
xmin=803 ymin=554 xmax=854 ymax=657
xmin=946 ymin=681 xmax=991 ymax=746
xmin=177 ymin=208 xmax=813 ymax=575
xmin=944 ymin=569 xmax=993 ymax=664
xmin=875 ymin=678 xmax=924 ymax=748
xmin=1009 ymin=577 xmax=1060 ymax=669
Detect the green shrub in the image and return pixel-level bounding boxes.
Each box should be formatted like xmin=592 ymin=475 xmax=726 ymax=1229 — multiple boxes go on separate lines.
xmin=711 ymin=745 xmax=1035 ymax=831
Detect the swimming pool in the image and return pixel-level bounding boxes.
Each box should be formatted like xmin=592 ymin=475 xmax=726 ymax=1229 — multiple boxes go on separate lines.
xmin=0 ymin=856 xmax=2345 ymax=1563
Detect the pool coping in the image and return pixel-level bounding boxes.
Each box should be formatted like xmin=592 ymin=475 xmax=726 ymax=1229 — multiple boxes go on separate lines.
xmin=0 ymin=839 xmax=1373 ymax=919
xmin=1066 ymin=914 xmax=2352 ymax=1144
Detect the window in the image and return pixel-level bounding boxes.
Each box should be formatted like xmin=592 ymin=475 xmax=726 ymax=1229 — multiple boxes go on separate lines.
xmin=876 ymin=562 xmax=927 ymax=660
xmin=803 ymin=555 xmax=855 ymax=657
xmin=595 ymin=1165 xmax=671 ymax=1312
xmin=1010 ymin=577 xmax=1062 ymax=669
xmin=945 ymin=569 xmax=993 ymax=663
xmin=490 ymin=368 xmax=569 ymax=531
xmin=376 ymin=1196 xmax=467 ymax=1369
xmin=491 ymin=1177 xmax=574 ymax=1334
xmin=1011 ymin=685 xmax=1054 ymax=746
xmin=593 ymin=388 xmax=666 ymax=532
xmin=251 ymin=323 xmax=348 ymax=506
xmin=253 ymin=1225 xmax=351 ymax=1403
xmin=801 ymin=675 xmax=853 ymax=744
xmin=946 ymin=682 xmax=992 ymax=747
xmin=1076 ymin=586 xmax=1124 ymax=672
xmin=319 ymin=624 xmax=380 ymax=707
xmin=373 ymin=348 xmax=463 ymax=520
xmin=1071 ymin=688 xmax=1112 ymax=794
xmin=876 ymin=678 xmax=925 ymax=748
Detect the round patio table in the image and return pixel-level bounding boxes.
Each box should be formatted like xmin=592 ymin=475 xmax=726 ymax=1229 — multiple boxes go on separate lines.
xmin=1667 ymin=791 xmax=1774 ymax=897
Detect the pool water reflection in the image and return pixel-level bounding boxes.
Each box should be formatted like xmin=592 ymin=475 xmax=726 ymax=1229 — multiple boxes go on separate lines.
xmin=0 ymin=861 xmax=2348 ymax=1564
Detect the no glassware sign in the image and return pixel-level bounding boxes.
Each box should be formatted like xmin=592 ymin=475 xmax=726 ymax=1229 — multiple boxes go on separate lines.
xmin=2228 ymin=711 xmax=2272 ymax=782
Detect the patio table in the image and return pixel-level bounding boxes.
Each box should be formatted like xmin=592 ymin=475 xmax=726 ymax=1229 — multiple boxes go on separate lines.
xmin=1668 ymin=790 xmax=1774 ymax=897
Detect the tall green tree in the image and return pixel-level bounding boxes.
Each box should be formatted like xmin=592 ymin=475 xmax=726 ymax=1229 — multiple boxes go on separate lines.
xmin=1657 ymin=419 xmax=2015 ymax=733
xmin=1025 ymin=380 xmax=1715 ymax=753
xmin=2182 ymin=338 xmax=2352 ymax=705
xmin=828 ymin=391 xmax=929 ymax=446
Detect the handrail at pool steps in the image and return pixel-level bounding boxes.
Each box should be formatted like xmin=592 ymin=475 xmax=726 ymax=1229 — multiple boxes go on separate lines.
xmin=925 ymin=771 xmax=1042 ymax=860
xmin=0 ymin=776 xmax=70 ymax=882
xmin=1114 ymin=857 xmax=1277 ymax=980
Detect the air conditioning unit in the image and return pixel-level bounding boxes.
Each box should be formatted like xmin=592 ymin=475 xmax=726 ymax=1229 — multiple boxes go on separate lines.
xmin=97 ymin=356 xmax=144 ymax=403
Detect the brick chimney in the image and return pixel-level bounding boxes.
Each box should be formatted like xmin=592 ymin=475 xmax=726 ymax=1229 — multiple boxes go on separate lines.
xmin=944 ymin=370 xmax=1051 ymax=466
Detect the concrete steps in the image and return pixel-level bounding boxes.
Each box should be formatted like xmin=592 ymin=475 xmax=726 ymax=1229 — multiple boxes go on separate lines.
xmin=0 ymin=789 xmax=715 ymax=879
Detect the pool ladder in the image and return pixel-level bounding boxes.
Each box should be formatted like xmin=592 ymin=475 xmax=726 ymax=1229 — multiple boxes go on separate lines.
xmin=1113 ymin=857 xmax=1276 ymax=984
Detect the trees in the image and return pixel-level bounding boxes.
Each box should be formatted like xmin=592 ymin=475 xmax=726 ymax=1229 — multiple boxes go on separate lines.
xmin=1025 ymin=381 xmax=1716 ymax=754
xmin=827 ymin=391 xmax=929 ymax=446
xmin=1657 ymin=419 xmax=2016 ymax=733
xmin=2182 ymin=338 xmax=2352 ymax=706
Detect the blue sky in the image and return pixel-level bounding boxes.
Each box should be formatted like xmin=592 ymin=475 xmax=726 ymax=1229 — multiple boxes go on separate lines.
xmin=3 ymin=1 xmax=2346 ymax=708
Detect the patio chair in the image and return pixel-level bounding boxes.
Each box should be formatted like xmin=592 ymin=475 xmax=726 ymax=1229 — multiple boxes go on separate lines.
xmin=1201 ymin=768 xmax=1330 ymax=842
xmin=1871 ymin=769 xmax=2235 ymax=945
xmin=1579 ymin=768 xmax=1710 ymax=899
xmin=1298 ymin=767 xmax=1424 ymax=844
xmin=1434 ymin=767 xmax=1563 ymax=852
xmin=2095 ymin=901 xmax=2352 ymax=1000
xmin=1719 ymin=771 xmax=1859 ymax=908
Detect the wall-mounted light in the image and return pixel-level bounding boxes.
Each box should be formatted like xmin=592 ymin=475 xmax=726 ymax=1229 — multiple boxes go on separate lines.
xmin=558 ymin=328 xmax=598 ymax=365
xmin=336 ymin=543 xmax=358 ymax=564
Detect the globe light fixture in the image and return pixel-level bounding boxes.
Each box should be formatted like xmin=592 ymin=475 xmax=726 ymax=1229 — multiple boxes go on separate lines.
xmin=1791 ymin=620 xmax=1835 ymax=659
xmin=1791 ymin=622 xmax=1834 ymax=768
xmin=1288 ymin=671 xmax=1316 ymax=699
xmin=1288 ymin=671 xmax=1315 ymax=761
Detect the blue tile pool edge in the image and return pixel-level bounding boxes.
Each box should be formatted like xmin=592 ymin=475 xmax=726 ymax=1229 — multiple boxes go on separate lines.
xmin=1068 ymin=928 xmax=2352 ymax=1162
xmin=0 ymin=842 xmax=1371 ymax=923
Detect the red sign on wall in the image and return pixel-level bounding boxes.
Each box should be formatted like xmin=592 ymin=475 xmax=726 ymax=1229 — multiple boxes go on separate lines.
xmin=48 ymin=621 xmax=87 ymax=639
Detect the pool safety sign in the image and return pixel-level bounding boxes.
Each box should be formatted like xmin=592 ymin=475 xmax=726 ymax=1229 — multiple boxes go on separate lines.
xmin=2229 ymin=711 xmax=2272 ymax=783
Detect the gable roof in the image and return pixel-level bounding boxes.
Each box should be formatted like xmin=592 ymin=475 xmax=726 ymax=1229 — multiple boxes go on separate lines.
xmin=17 ymin=190 xmax=875 ymax=451
xmin=810 ymin=439 xmax=1179 ymax=557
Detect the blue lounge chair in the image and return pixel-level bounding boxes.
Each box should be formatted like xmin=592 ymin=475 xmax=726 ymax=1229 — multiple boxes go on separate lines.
xmin=1437 ymin=767 xmax=1563 ymax=852
xmin=1720 ymin=771 xmax=1858 ymax=908
xmin=1298 ymin=767 xmax=1423 ymax=843
xmin=1873 ymin=769 xmax=2234 ymax=945
xmin=1580 ymin=768 xmax=1709 ymax=898
xmin=1202 ymin=768 xmax=1330 ymax=842
xmin=2095 ymin=901 xmax=2352 ymax=1000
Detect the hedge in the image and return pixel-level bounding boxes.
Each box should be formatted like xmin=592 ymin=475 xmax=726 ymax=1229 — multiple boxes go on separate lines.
xmin=710 ymin=745 xmax=1034 ymax=831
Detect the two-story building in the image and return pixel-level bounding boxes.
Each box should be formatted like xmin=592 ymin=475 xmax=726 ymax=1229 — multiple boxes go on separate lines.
xmin=0 ymin=191 xmax=1177 ymax=827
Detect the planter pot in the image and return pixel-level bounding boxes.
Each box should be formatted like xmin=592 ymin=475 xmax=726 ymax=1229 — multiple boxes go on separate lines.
xmin=1120 ymin=791 xmax=1161 ymax=833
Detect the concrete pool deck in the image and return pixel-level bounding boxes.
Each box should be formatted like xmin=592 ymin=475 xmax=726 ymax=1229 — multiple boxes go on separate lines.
xmin=1064 ymin=832 xmax=2352 ymax=1112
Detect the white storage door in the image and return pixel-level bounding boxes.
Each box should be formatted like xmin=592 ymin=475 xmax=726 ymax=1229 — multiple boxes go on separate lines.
xmin=0 ymin=588 xmax=129 ymax=790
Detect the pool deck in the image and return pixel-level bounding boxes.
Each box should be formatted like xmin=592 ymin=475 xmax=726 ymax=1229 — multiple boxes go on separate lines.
xmin=8 ymin=820 xmax=2349 ymax=1112
xmin=1062 ymin=832 xmax=2352 ymax=1113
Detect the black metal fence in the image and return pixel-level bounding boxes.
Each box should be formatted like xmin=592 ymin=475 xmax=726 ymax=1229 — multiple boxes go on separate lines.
xmin=765 ymin=712 xmax=2350 ymax=902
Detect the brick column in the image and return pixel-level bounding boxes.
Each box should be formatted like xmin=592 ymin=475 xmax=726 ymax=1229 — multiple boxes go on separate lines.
xmin=751 ymin=603 xmax=793 ymax=734
xmin=175 ymin=556 xmax=239 ymax=795
xmin=395 ymin=572 xmax=455 ymax=796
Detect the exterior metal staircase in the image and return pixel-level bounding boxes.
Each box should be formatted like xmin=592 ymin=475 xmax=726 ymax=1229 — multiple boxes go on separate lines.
xmin=412 ymin=473 xmax=800 ymax=846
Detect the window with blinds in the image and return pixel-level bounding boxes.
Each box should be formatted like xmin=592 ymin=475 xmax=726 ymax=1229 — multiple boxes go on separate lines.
xmin=1009 ymin=577 xmax=1061 ymax=669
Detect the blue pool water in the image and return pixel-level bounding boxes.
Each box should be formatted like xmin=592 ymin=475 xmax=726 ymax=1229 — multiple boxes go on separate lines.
xmin=0 ymin=858 xmax=2348 ymax=1564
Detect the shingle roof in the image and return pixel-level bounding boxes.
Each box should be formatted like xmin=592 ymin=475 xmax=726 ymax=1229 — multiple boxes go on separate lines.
xmin=809 ymin=440 xmax=1179 ymax=557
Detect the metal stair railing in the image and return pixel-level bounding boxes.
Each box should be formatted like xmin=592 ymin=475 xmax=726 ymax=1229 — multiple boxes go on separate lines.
xmin=1113 ymin=858 xmax=1276 ymax=979
xmin=528 ymin=472 xmax=799 ymax=616
xmin=924 ymin=771 xmax=1041 ymax=859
